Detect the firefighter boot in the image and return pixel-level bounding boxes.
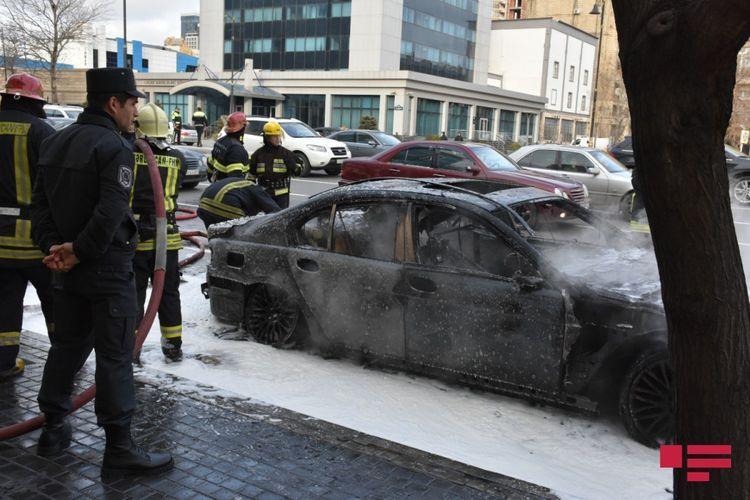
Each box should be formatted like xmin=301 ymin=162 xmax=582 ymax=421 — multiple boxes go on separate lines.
xmin=162 ymin=338 xmax=182 ymax=363
xmin=0 ymin=358 xmax=25 ymax=381
xmin=101 ymin=425 xmax=173 ymax=478
xmin=37 ymin=415 xmax=72 ymax=456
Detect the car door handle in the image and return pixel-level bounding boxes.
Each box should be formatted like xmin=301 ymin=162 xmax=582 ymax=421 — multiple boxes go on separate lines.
xmin=407 ymin=276 xmax=437 ymax=294
xmin=388 ymin=168 xmax=401 ymax=174
xmin=296 ymin=258 xmax=320 ymax=273
xmin=432 ymin=173 xmax=446 ymax=178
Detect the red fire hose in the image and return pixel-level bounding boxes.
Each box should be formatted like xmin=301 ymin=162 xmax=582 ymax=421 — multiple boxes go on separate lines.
xmin=0 ymin=139 xmax=169 ymax=440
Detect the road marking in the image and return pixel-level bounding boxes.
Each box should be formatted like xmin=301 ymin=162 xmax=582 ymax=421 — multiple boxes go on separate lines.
xmin=292 ymin=179 xmax=339 ymax=186
xmin=734 ymin=221 xmax=750 ymax=226
xmin=733 ymin=206 xmax=750 ymax=212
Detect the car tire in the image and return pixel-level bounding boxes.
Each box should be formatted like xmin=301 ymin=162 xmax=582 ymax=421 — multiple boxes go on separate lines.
xmin=730 ymin=177 xmax=750 ymax=205
xmin=618 ymin=349 xmax=674 ymax=448
xmin=324 ymin=165 xmax=341 ymax=176
xmin=619 ymin=192 xmax=634 ymax=221
xmin=243 ymin=284 xmax=305 ymax=349
xmin=181 ymin=182 xmax=199 ymax=189
xmin=295 ymin=153 xmax=311 ymax=177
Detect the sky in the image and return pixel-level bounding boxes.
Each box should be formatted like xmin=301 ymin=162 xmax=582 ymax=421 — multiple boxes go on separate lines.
xmin=103 ymin=0 xmax=200 ymax=45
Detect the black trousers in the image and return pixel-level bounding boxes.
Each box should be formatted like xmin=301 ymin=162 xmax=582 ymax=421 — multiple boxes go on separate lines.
xmin=38 ymin=265 xmax=137 ymax=427
xmin=133 ymin=249 xmax=182 ymax=349
xmin=274 ymin=194 xmax=290 ymax=209
xmin=173 ymin=128 xmax=181 ymax=144
xmin=195 ymin=125 xmax=205 ymax=147
xmin=0 ymin=265 xmax=54 ymax=369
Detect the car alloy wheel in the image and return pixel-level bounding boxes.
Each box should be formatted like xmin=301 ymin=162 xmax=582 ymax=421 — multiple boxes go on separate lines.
xmin=244 ymin=285 xmax=300 ymax=348
xmin=731 ymin=179 xmax=750 ymax=204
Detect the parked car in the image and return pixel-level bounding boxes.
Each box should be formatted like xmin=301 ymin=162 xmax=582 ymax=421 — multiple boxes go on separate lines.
xmin=169 ymin=123 xmax=198 ymax=146
xmin=43 ymin=104 xmax=83 ymax=120
xmin=341 ymin=141 xmax=589 ymax=207
xmin=240 ymin=117 xmax=351 ymax=176
xmin=609 ymin=136 xmax=635 ymax=168
xmin=172 ymin=145 xmax=208 ymax=189
xmin=511 ymin=144 xmax=633 ymax=214
xmin=43 ymin=117 xmax=75 ymax=131
xmin=203 ymin=178 xmax=670 ymax=447
xmin=314 ymin=126 xmax=344 ymax=137
xmin=328 ymin=130 xmax=401 ymax=157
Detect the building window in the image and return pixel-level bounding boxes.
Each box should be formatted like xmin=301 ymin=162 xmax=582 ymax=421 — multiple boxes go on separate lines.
xmin=553 ymin=61 xmax=559 ymax=79
xmin=583 ymin=70 xmax=589 ymax=86
xmin=519 ymin=113 xmax=536 ymax=144
xmin=575 ymin=121 xmax=588 ymax=137
xmin=286 ymin=4 xmax=328 ymax=20
xmin=105 ymin=51 xmax=118 ymax=68
xmin=93 ymin=49 xmax=99 ymax=68
xmin=544 ymin=117 xmax=559 ymax=141
xmin=224 ymin=40 xmax=232 ymax=54
xmin=581 ymin=95 xmax=587 ymax=112
xmin=560 ymin=119 xmax=574 ymax=143
xmin=416 ymin=98 xmax=442 ymax=136
xmin=246 ymin=39 xmax=273 ymax=53
xmin=499 ymin=110 xmax=516 ymax=141
xmin=285 ymin=94 xmax=326 ymax=129
xmin=285 ymin=37 xmax=326 ymax=53
xmin=332 ymin=95 xmax=380 ymax=129
xmin=244 ymin=7 xmax=283 ymax=22
xmin=567 ymin=92 xmax=573 ymax=109
xmin=569 ymin=65 xmax=575 ymax=82
xmin=551 ymin=89 xmax=558 ymax=106
xmin=154 ymin=93 xmax=188 ymax=123
xmin=331 ymin=2 xmax=352 ymax=17
xmin=474 ymin=106 xmax=494 ymax=140
xmin=386 ymin=95 xmax=395 ymax=134
xmin=448 ymin=103 xmax=469 ymax=138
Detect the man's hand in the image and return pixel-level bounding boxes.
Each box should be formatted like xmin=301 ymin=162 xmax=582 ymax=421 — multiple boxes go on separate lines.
xmin=43 ymin=242 xmax=80 ymax=272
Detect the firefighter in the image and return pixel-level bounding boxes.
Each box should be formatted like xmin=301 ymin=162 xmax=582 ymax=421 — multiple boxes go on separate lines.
xmin=31 ymin=68 xmax=172 ymax=474
xmin=197 ymin=176 xmax=281 ymax=228
xmin=171 ymin=107 xmax=182 ymax=144
xmin=0 ymin=73 xmax=55 ymax=380
xmin=131 ymin=103 xmax=187 ymax=362
xmin=249 ymin=120 xmax=297 ymax=209
xmin=192 ymin=106 xmax=207 ymax=147
xmin=207 ymin=111 xmax=249 ymax=181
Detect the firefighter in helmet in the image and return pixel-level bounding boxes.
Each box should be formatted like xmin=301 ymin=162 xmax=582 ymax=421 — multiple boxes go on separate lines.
xmin=207 ymin=112 xmax=249 ymax=181
xmin=131 ymin=102 xmax=187 ymax=361
xmin=249 ymin=120 xmax=298 ymax=209
xmin=0 ymin=73 xmax=55 ymax=380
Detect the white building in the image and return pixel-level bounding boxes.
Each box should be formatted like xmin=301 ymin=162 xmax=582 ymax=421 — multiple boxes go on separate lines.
xmin=489 ymin=18 xmax=596 ymax=143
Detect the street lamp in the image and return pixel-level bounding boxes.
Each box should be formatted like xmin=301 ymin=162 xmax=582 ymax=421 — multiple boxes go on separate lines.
xmin=588 ymin=0 xmax=606 ymax=144
xmin=224 ymin=13 xmax=238 ymax=114
xmin=123 ymin=0 xmax=128 ymax=68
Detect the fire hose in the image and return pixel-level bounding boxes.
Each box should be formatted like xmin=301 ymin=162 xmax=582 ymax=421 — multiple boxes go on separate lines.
xmin=0 ymin=139 xmax=206 ymax=440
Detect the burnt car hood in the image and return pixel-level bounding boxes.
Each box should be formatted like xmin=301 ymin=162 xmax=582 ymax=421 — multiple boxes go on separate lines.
xmin=494 ymin=169 xmax=581 ymax=191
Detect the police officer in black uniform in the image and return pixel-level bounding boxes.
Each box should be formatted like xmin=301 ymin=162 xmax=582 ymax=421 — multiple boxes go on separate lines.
xmin=0 ymin=73 xmax=55 ymax=380
xmin=192 ymin=106 xmax=208 ymax=147
xmin=249 ymin=120 xmax=297 ymax=209
xmin=31 ymin=68 xmax=172 ymax=476
xmin=197 ymin=176 xmax=281 ymax=228
xmin=131 ymin=103 xmax=187 ymax=362
xmin=207 ymin=111 xmax=250 ymax=181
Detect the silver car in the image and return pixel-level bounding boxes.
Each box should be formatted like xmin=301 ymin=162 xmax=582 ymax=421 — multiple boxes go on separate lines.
xmin=328 ymin=130 xmax=401 ymax=158
xmin=510 ymin=145 xmax=633 ymax=214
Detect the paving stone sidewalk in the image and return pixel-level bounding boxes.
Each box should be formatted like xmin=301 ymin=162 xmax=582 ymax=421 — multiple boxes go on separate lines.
xmin=0 ymin=334 xmax=558 ymax=499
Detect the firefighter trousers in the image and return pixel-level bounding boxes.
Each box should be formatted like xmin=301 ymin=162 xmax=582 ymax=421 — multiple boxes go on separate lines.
xmin=0 ymin=265 xmax=54 ymax=370
xmin=38 ymin=265 xmax=137 ymax=427
xmin=133 ymin=249 xmax=182 ymax=349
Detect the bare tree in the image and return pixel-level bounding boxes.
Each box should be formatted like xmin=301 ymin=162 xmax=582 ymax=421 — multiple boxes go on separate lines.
xmin=610 ymin=0 xmax=750 ymax=497
xmin=0 ymin=24 xmax=28 ymax=79
xmin=0 ymin=0 xmax=108 ymax=103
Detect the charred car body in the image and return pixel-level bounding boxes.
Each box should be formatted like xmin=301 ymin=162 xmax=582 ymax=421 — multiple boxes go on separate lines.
xmin=203 ymin=178 xmax=672 ymax=446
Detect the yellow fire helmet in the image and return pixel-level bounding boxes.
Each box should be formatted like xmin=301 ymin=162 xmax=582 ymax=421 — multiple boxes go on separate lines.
xmin=137 ymin=102 xmax=169 ymax=139
xmin=263 ymin=120 xmax=283 ymax=137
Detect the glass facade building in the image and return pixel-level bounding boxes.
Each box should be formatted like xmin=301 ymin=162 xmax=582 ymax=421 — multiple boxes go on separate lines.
xmin=223 ymin=0 xmax=351 ymax=71
xmin=331 ymin=95 xmax=380 ymax=129
xmin=416 ymin=98 xmax=442 ymax=136
xmin=448 ymin=103 xmax=469 ymax=137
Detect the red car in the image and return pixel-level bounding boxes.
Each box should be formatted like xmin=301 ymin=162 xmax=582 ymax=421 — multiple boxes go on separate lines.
xmin=341 ymin=141 xmax=589 ymax=207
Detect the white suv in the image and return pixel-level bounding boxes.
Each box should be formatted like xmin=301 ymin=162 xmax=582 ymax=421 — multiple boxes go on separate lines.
xmin=243 ymin=117 xmax=351 ymax=176
xmin=43 ymin=105 xmax=83 ymax=119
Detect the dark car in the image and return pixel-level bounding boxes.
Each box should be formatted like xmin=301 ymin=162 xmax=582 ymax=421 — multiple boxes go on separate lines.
xmin=314 ymin=126 xmax=344 ymax=137
xmin=203 ymin=178 xmax=671 ymax=447
xmin=609 ymin=137 xmax=634 ymax=168
xmin=341 ymin=141 xmax=590 ymax=207
xmin=172 ymin=145 xmax=208 ymax=189
xmin=726 ymin=145 xmax=750 ymax=205
xmin=328 ymin=130 xmax=401 ymax=157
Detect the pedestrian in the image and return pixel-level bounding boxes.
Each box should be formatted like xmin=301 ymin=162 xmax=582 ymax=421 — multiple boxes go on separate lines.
xmin=197 ymin=176 xmax=281 ymax=228
xmin=31 ymin=67 xmax=173 ymax=476
xmin=249 ymin=120 xmax=297 ymax=209
xmin=171 ymin=107 xmax=182 ymax=144
xmin=192 ymin=106 xmax=207 ymax=147
xmin=207 ymin=112 xmax=249 ymax=181
xmin=454 ymin=132 xmax=464 ymax=141
xmin=0 ymin=73 xmax=55 ymax=380
xmin=131 ymin=103 xmax=187 ymax=362
xmin=440 ymin=131 xmax=448 ymax=140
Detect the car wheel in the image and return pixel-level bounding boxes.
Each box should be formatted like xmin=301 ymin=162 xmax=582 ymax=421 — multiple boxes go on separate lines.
xmin=295 ymin=153 xmax=311 ymax=177
xmin=181 ymin=182 xmax=199 ymax=189
xmin=324 ymin=165 xmax=341 ymax=176
xmin=730 ymin=178 xmax=750 ymax=205
xmin=619 ymin=192 xmax=635 ymax=221
xmin=243 ymin=284 xmax=303 ymax=349
xmin=619 ymin=349 xmax=674 ymax=447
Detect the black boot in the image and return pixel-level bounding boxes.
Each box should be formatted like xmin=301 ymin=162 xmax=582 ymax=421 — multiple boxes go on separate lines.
xmin=101 ymin=425 xmax=173 ymax=478
xmin=37 ymin=415 xmax=72 ymax=456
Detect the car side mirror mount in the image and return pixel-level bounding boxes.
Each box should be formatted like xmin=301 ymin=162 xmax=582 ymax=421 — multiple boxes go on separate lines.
xmin=586 ymin=166 xmax=600 ymax=175
xmin=467 ymin=165 xmax=481 ymax=174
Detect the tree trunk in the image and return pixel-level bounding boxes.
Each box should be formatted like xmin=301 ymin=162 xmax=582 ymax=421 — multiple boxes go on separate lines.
xmin=49 ymin=59 xmax=57 ymax=104
xmin=610 ymin=1 xmax=750 ymax=497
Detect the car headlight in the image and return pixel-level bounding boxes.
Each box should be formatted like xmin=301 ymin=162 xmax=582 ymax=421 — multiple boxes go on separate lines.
xmin=307 ymin=144 xmax=327 ymax=152
xmin=554 ymin=188 xmax=563 ymax=197
xmin=582 ymin=184 xmax=589 ymax=197
xmin=201 ymin=155 xmax=208 ymax=167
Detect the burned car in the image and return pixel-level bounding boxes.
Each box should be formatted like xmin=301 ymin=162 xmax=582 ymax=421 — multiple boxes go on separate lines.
xmin=203 ymin=178 xmax=672 ymax=447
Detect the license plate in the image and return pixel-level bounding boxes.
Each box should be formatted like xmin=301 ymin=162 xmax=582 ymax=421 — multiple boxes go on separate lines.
xmin=186 ymin=169 xmax=199 ymax=175
xmin=336 ymin=159 xmax=344 ymax=164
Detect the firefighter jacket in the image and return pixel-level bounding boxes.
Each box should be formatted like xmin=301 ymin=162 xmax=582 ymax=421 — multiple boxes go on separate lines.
xmin=249 ymin=144 xmax=296 ymax=197
xmin=192 ymin=111 xmax=207 ymax=127
xmin=171 ymin=111 xmax=182 ymax=129
xmin=198 ymin=177 xmax=281 ymax=223
xmin=31 ymin=110 xmax=138 ymax=267
xmin=0 ymin=107 xmax=55 ymax=266
xmin=130 ymin=139 xmax=187 ymax=251
xmin=208 ymin=134 xmax=249 ymax=180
